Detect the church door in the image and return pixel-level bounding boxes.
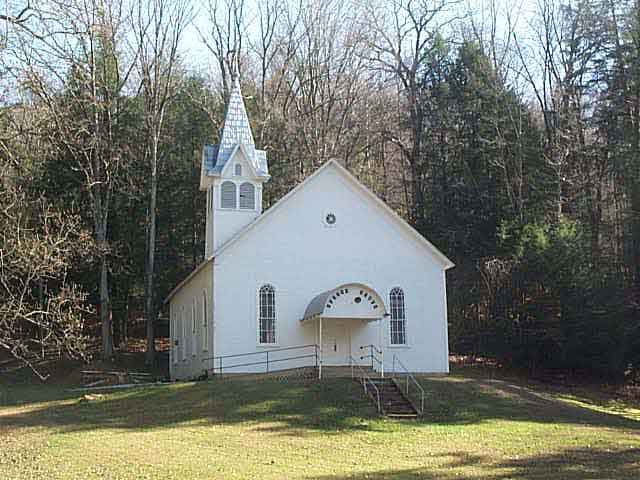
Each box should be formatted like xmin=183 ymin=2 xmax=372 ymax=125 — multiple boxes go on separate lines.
xmin=321 ymin=321 xmax=351 ymax=366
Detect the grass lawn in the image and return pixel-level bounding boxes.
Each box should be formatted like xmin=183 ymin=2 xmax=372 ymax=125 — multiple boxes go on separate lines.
xmin=1 ymin=369 xmax=640 ymax=479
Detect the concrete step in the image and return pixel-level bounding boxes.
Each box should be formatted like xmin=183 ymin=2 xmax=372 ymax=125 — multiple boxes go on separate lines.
xmin=386 ymin=413 xmax=418 ymax=419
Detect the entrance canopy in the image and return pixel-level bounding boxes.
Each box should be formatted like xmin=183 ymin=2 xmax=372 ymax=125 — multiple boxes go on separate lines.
xmin=301 ymin=283 xmax=387 ymax=323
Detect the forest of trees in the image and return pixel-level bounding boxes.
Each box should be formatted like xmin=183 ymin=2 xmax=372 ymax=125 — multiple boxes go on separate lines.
xmin=1 ymin=0 xmax=638 ymax=380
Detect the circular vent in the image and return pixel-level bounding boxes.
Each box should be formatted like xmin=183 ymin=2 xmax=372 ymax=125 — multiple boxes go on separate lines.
xmin=323 ymin=211 xmax=337 ymax=227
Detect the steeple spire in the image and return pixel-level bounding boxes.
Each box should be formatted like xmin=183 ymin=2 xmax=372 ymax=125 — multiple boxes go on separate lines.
xmin=200 ymin=51 xmax=269 ymax=191
xmin=219 ymin=64 xmax=255 ymax=154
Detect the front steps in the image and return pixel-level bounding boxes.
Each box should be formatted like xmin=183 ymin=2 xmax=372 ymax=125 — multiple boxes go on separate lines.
xmin=359 ymin=377 xmax=418 ymax=418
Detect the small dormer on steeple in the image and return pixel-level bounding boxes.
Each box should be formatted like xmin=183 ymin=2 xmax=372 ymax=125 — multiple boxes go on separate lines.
xmin=201 ymin=70 xmax=270 ymax=256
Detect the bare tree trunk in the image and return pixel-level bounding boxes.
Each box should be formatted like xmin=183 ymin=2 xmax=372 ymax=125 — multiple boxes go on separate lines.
xmin=133 ymin=0 xmax=191 ymax=366
xmin=100 ymin=252 xmax=113 ymax=358
xmin=145 ymin=137 xmax=159 ymax=365
xmin=95 ymin=188 xmax=113 ymax=360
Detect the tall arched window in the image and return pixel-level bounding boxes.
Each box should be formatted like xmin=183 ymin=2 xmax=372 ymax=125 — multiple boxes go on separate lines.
xmin=202 ymin=292 xmax=208 ymax=351
xmin=389 ymin=288 xmax=406 ymax=345
xmin=221 ymin=181 xmax=237 ymax=209
xmin=258 ymin=285 xmax=276 ymax=344
xmin=239 ymin=182 xmax=255 ymax=210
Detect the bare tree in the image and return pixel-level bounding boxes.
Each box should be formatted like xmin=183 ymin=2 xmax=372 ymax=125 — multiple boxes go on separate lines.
xmin=197 ymin=0 xmax=246 ymax=100
xmin=132 ymin=0 xmax=191 ymax=365
xmin=11 ymin=0 xmax=135 ymax=360
xmin=363 ymin=0 xmax=462 ymax=229
xmin=0 ymin=161 xmax=94 ymax=379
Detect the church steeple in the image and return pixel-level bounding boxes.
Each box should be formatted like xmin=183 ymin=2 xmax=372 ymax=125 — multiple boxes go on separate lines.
xmin=200 ymin=64 xmax=270 ymax=256
xmin=218 ymin=75 xmax=255 ymax=157
xmin=200 ymin=70 xmax=269 ymax=190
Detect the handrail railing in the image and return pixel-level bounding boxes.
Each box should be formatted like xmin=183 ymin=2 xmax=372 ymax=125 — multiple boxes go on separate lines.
xmin=359 ymin=344 xmax=384 ymax=377
xmin=391 ymin=354 xmax=425 ymax=415
xmin=203 ymin=344 xmax=318 ymax=375
xmin=349 ymin=355 xmax=381 ymax=413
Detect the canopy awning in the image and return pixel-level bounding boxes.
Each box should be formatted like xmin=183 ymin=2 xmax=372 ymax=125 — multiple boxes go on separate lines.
xmin=301 ymin=283 xmax=387 ymax=323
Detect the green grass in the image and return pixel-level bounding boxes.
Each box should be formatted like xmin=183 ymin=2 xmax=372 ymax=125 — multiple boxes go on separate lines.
xmin=1 ymin=371 xmax=640 ymax=479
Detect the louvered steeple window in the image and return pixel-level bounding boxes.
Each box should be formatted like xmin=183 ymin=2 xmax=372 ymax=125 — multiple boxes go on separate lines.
xmin=239 ymin=182 xmax=255 ymax=210
xmin=221 ymin=181 xmax=237 ymax=209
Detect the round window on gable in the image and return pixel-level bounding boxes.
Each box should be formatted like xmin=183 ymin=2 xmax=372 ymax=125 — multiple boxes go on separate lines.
xmin=323 ymin=212 xmax=337 ymax=227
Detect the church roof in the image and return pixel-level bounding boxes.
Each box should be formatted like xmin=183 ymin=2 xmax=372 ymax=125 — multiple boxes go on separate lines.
xmin=212 ymin=160 xmax=455 ymax=268
xmin=201 ymin=76 xmax=269 ymax=187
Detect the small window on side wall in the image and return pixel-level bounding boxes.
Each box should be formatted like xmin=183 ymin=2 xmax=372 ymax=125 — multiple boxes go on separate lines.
xmin=181 ymin=306 xmax=187 ymax=361
xmin=234 ymin=163 xmax=242 ymax=176
xmin=171 ymin=310 xmax=178 ymax=364
xmin=239 ymin=182 xmax=255 ymax=210
xmin=202 ymin=292 xmax=208 ymax=352
xmin=221 ymin=181 xmax=236 ymax=209
xmin=191 ymin=299 xmax=197 ymax=356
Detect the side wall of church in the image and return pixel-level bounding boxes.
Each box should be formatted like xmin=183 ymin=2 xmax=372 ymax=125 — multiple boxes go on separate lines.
xmin=169 ymin=262 xmax=214 ymax=380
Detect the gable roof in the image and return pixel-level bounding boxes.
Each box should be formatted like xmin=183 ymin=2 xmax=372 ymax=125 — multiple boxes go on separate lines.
xmin=166 ymin=159 xmax=454 ymax=304
xmin=219 ymin=144 xmax=260 ymax=178
xmin=214 ymin=159 xmax=455 ymax=267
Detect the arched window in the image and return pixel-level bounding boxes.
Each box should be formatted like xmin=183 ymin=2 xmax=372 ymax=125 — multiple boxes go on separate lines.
xmin=234 ymin=163 xmax=242 ymax=176
xmin=239 ymin=182 xmax=255 ymax=210
xmin=221 ymin=181 xmax=236 ymax=209
xmin=171 ymin=310 xmax=178 ymax=365
xmin=192 ymin=299 xmax=197 ymax=356
xmin=202 ymin=292 xmax=208 ymax=352
xmin=181 ymin=306 xmax=186 ymax=361
xmin=258 ymin=285 xmax=276 ymax=344
xmin=389 ymin=288 xmax=406 ymax=345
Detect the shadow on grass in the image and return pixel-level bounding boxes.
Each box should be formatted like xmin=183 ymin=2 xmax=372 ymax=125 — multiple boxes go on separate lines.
xmin=304 ymin=447 xmax=640 ymax=479
xmin=1 ymin=374 xmax=640 ymax=435
xmin=416 ymin=376 xmax=640 ymax=429
xmin=0 ymin=378 xmax=378 ymax=434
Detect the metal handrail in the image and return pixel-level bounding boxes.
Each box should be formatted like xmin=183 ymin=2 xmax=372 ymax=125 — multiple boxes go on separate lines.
xmin=359 ymin=344 xmax=384 ymax=377
xmin=360 ymin=344 xmax=382 ymax=355
xmin=349 ymin=355 xmax=382 ymax=413
xmin=203 ymin=344 xmax=318 ymax=375
xmin=392 ymin=354 xmax=425 ymax=415
xmin=203 ymin=344 xmax=318 ymax=361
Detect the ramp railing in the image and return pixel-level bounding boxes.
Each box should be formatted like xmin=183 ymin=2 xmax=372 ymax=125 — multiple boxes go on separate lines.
xmin=202 ymin=344 xmax=318 ymax=376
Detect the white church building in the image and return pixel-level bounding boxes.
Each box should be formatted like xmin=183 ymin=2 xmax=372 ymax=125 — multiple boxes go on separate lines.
xmin=165 ymin=76 xmax=455 ymax=380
